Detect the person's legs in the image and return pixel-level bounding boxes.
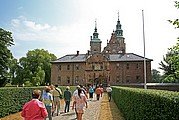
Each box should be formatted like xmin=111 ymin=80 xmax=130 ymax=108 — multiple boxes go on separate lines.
xmin=64 ymin=101 xmax=67 ymax=113
xmin=45 ymin=106 xmax=52 ymax=120
xmin=52 ymin=100 xmax=57 ymax=115
xmin=56 ymin=100 xmax=60 ymax=115
xmin=77 ymin=113 xmax=82 ymax=120
xmin=75 ymin=108 xmax=78 ymax=119
xmin=97 ymin=94 xmax=100 ymax=100
xmin=108 ymin=92 xmax=111 ymax=102
xmin=66 ymin=101 xmax=70 ymax=112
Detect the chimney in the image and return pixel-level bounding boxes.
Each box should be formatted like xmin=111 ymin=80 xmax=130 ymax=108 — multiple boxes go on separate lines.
xmin=76 ymin=51 xmax=79 ymax=56
xmin=87 ymin=50 xmax=90 ymax=55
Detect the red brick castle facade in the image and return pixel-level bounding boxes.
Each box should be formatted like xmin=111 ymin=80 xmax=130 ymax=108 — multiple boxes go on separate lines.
xmin=51 ymin=16 xmax=152 ymax=86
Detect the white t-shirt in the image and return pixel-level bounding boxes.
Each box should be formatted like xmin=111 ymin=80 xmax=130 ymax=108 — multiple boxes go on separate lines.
xmin=106 ymin=87 xmax=112 ymax=92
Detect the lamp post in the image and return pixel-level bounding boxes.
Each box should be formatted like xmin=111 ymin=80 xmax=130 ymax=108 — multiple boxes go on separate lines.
xmin=142 ymin=10 xmax=147 ymax=89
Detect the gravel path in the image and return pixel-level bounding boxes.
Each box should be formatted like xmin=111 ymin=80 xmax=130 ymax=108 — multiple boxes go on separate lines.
xmin=52 ymin=93 xmax=102 ymax=120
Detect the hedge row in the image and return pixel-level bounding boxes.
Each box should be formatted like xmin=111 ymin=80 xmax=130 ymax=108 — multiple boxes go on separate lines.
xmin=112 ymin=86 xmax=179 ymax=120
xmin=0 ymin=86 xmax=76 ymax=118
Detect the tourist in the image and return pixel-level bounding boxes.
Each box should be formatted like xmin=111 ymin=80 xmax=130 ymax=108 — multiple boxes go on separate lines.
xmin=72 ymin=85 xmax=81 ymax=118
xmin=106 ymin=85 xmax=112 ymax=102
xmin=64 ymin=86 xmax=72 ymax=113
xmin=52 ymin=84 xmax=62 ymax=116
xmin=72 ymin=88 xmax=88 ymax=120
xmin=49 ymin=84 xmax=54 ymax=94
xmin=21 ymin=90 xmax=48 ymax=120
xmin=88 ymin=86 xmax=94 ymax=101
xmin=42 ymin=87 xmax=54 ymax=120
xmin=100 ymin=85 xmax=103 ymax=97
xmin=95 ymin=86 xmax=101 ymax=100
xmin=80 ymin=85 xmax=88 ymax=98
xmin=42 ymin=86 xmax=48 ymax=97
xmin=72 ymin=85 xmax=80 ymax=97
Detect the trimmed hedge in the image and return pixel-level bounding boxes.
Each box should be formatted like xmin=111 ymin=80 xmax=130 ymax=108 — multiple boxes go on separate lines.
xmin=112 ymin=86 xmax=179 ymax=120
xmin=0 ymin=86 xmax=76 ymax=118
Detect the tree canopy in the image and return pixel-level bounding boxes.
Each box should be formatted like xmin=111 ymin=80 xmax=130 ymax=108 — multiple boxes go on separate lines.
xmin=168 ymin=1 xmax=179 ymax=29
xmin=159 ymin=41 xmax=179 ymax=83
xmin=151 ymin=69 xmax=163 ymax=83
xmin=0 ymin=28 xmax=14 ymax=87
xmin=159 ymin=1 xmax=179 ymax=83
xmin=12 ymin=49 xmax=57 ymax=86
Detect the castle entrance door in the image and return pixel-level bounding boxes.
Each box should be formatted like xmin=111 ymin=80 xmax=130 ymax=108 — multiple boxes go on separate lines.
xmin=94 ymin=76 xmax=108 ymax=87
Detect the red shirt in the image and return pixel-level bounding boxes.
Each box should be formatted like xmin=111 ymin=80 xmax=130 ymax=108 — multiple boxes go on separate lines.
xmin=95 ymin=88 xmax=102 ymax=94
xmin=21 ymin=99 xmax=48 ymax=120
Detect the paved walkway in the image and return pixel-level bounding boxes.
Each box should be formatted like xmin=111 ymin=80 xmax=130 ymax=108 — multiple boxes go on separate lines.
xmin=52 ymin=93 xmax=102 ymax=120
xmin=0 ymin=93 xmax=124 ymax=120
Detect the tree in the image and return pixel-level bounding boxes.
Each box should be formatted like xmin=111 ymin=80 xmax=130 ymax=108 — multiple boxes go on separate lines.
xmin=159 ymin=1 xmax=179 ymax=83
xmin=159 ymin=42 xmax=179 ymax=83
xmin=0 ymin=28 xmax=14 ymax=87
xmin=151 ymin=69 xmax=162 ymax=83
xmin=168 ymin=1 xmax=179 ymax=28
xmin=9 ymin=58 xmax=18 ymax=83
xmin=13 ymin=49 xmax=56 ymax=86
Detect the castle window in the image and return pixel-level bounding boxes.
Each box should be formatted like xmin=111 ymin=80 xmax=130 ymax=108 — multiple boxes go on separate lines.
xmin=100 ymin=63 xmax=103 ymax=70
xmin=126 ymin=63 xmax=129 ymax=69
xmin=136 ymin=63 xmax=139 ymax=69
xmin=58 ymin=65 xmax=61 ymax=71
xmin=118 ymin=51 xmax=122 ymax=53
xmin=67 ymin=76 xmax=70 ymax=84
xmin=126 ymin=76 xmax=130 ymax=83
xmin=116 ymin=63 xmax=120 ymax=69
xmin=58 ymin=76 xmax=61 ymax=84
xmin=67 ymin=64 xmax=70 ymax=70
xmin=116 ymin=76 xmax=120 ymax=83
xmin=112 ymin=49 xmax=116 ymax=53
xmin=92 ymin=64 xmax=95 ymax=70
xmin=136 ymin=76 xmax=140 ymax=83
xmin=76 ymin=64 xmax=79 ymax=70
xmin=75 ymin=76 xmax=79 ymax=84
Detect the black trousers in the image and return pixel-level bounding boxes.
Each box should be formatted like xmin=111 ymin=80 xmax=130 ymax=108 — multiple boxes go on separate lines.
xmin=64 ymin=100 xmax=70 ymax=112
xmin=107 ymin=92 xmax=112 ymax=101
xmin=96 ymin=94 xmax=100 ymax=100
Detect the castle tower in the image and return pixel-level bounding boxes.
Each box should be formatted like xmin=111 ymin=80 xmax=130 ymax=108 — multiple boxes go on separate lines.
xmin=90 ymin=20 xmax=102 ymax=54
xmin=103 ymin=12 xmax=126 ymax=54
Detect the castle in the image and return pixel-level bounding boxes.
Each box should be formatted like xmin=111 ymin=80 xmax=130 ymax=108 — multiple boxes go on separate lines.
xmin=51 ymin=15 xmax=152 ymax=86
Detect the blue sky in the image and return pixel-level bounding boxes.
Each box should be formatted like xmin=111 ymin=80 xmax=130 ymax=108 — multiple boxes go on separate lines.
xmin=0 ymin=0 xmax=179 ymax=73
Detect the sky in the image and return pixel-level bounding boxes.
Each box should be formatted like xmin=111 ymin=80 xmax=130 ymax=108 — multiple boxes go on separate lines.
xmin=0 ymin=0 xmax=179 ymax=73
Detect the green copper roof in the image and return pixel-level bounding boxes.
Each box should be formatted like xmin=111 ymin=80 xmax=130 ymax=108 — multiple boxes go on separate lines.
xmin=91 ymin=38 xmax=101 ymax=42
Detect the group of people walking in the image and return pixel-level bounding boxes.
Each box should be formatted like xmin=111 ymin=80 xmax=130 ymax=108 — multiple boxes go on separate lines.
xmin=21 ymin=84 xmax=112 ymax=120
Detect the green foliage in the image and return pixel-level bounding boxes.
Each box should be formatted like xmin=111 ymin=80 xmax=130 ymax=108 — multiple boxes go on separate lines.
xmin=112 ymin=87 xmax=179 ymax=120
xmin=0 ymin=86 xmax=76 ymax=118
xmin=12 ymin=49 xmax=57 ymax=86
xmin=0 ymin=28 xmax=14 ymax=87
xmin=160 ymin=1 xmax=179 ymax=83
xmin=168 ymin=1 xmax=179 ymax=28
xmin=24 ymin=81 xmax=33 ymax=87
xmin=0 ymin=87 xmax=44 ymax=118
xmin=151 ymin=69 xmax=162 ymax=83
xmin=9 ymin=58 xmax=18 ymax=83
xmin=159 ymin=40 xmax=179 ymax=83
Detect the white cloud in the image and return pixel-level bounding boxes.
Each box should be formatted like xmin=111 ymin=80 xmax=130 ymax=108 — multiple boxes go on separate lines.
xmin=11 ymin=19 xmax=20 ymax=27
xmin=9 ymin=16 xmax=90 ymax=59
xmin=8 ymin=0 xmax=179 ymax=73
xmin=23 ymin=21 xmax=51 ymax=31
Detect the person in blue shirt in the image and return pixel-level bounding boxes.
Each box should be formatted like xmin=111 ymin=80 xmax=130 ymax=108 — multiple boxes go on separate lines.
xmin=42 ymin=87 xmax=54 ymax=120
xmin=88 ymin=86 xmax=94 ymax=101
